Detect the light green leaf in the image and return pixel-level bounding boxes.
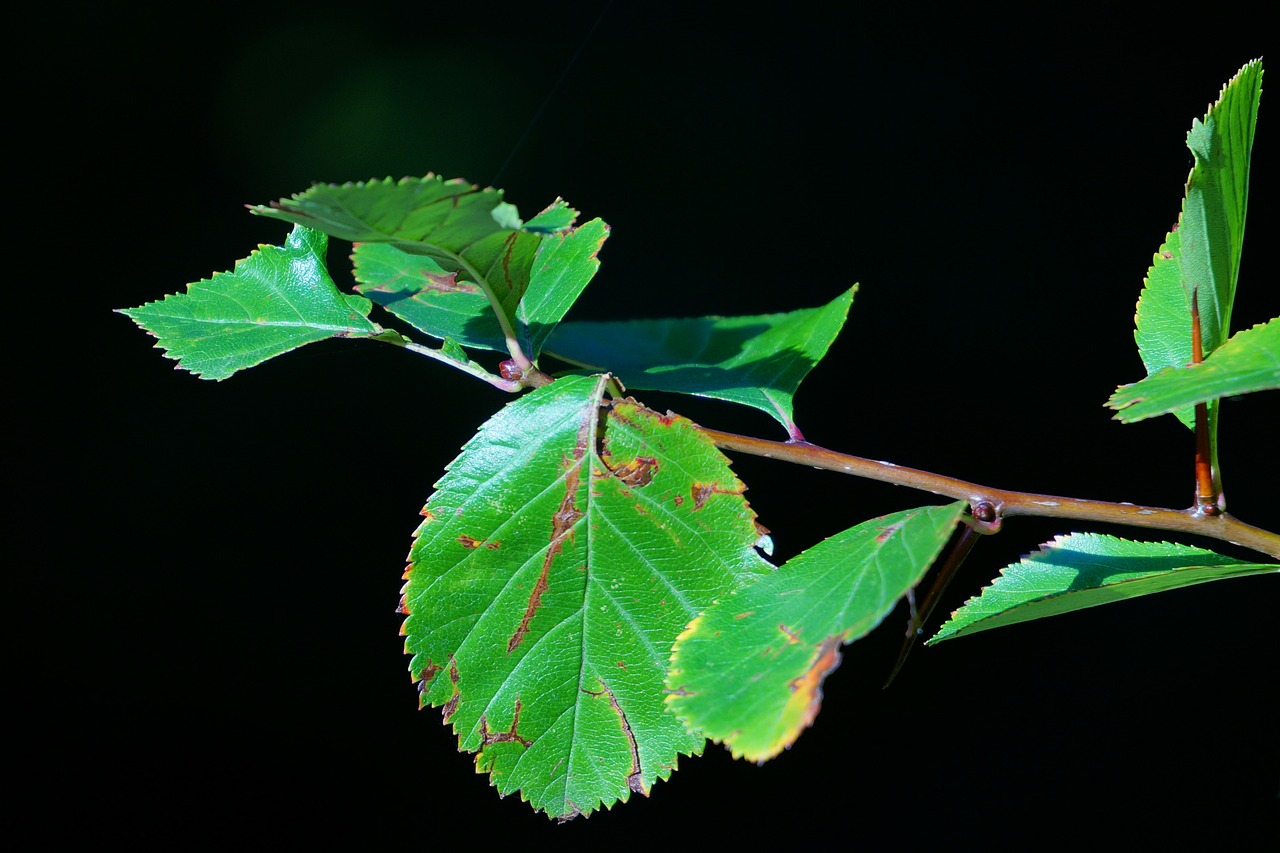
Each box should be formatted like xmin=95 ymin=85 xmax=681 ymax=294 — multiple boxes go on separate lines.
xmin=1130 ymin=60 xmax=1262 ymax=432
xmin=928 ymin=533 xmax=1277 ymax=643
xmin=545 ymin=287 xmax=856 ymax=435
xmin=401 ymin=374 xmax=772 ymax=820
xmin=118 ymin=225 xmax=377 ymax=380
xmin=523 ymin=198 xmax=580 ymax=233
xmin=665 ymin=502 xmax=964 ymax=763
xmin=1109 ymin=317 xmax=1280 ymax=421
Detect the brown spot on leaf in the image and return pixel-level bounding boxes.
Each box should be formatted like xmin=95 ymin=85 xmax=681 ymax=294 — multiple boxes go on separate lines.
xmin=440 ymin=659 xmax=461 ymax=720
xmin=415 ymin=661 xmax=443 ymax=685
xmin=418 ymin=271 xmax=473 ymax=294
xmin=691 ymin=481 xmax=741 ymax=510
xmin=458 ymin=534 xmax=483 ymax=549
xmin=778 ymin=623 xmax=803 ymax=644
xmin=875 ymin=522 xmax=904 ymax=543
xmin=734 ymin=611 xmax=756 ymax=620
xmin=608 ymin=455 xmax=658 ymax=487
xmin=591 ymin=681 xmax=646 ymax=795
xmin=480 ymin=698 xmax=532 ymax=748
xmin=420 ymin=508 xmax=436 ymax=520
xmin=508 ymin=399 xmax=595 ymax=653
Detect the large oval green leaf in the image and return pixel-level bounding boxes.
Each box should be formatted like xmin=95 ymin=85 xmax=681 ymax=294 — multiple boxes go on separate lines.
xmin=665 ymin=502 xmax=964 ymax=763
xmin=400 ymin=374 xmax=772 ymax=819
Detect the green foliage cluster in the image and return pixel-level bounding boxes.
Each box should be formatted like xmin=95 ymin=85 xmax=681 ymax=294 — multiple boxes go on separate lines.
xmin=121 ymin=62 xmax=1277 ymax=821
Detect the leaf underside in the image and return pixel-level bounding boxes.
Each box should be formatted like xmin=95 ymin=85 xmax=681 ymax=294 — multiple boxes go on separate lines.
xmin=928 ymin=533 xmax=1276 ymax=643
xmin=665 ymin=502 xmax=964 ymax=763
xmin=118 ymin=225 xmax=377 ymax=380
xmin=545 ymin=286 xmax=856 ymax=434
xmin=400 ymin=374 xmax=772 ymax=820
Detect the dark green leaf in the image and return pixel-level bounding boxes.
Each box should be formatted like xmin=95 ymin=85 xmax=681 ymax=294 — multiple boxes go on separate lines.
xmin=545 ymin=287 xmax=856 ymax=435
xmin=250 ymin=174 xmax=509 ymax=246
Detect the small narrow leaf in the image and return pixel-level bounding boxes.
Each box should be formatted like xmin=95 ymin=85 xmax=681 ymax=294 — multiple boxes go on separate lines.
xmin=402 ymin=375 xmax=771 ymax=820
xmin=545 ymin=287 xmax=856 ymax=433
xmin=928 ymin=533 xmax=1277 ymax=643
xmin=118 ymin=225 xmax=377 ymax=380
xmin=1109 ymin=317 xmax=1280 ymax=421
xmin=665 ymin=502 xmax=964 ymax=763
xmin=522 ymin=198 xmax=580 ymax=233
xmin=519 ymin=217 xmax=610 ymax=357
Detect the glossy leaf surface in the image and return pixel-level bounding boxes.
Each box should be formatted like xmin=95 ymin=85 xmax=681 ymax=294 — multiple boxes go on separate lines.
xmin=118 ymin=226 xmax=377 ymax=380
xmin=1109 ymin=317 xmax=1280 ymax=421
xmin=665 ymin=502 xmax=964 ymax=763
xmin=400 ymin=375 xmax=772 ymax=819
xmin=928 ymin=533 xmax=1277 ymax=643
xmin=545 ymin=287 xmax=855 ymax=434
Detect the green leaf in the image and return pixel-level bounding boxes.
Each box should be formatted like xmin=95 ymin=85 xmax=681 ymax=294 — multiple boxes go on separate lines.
xmin=665 ymin=502 xmax=964 ymax=763
xmin=352 ymin=242 xmax=505 ymax=352
xmin=118 ymin=225 xmax=378 ymax=380
xmin=519 ymin=217 xmax=610 ymax=357
xmin=268 ymin=176 xmax=604 ymax=360
xmin=401 ymin=375 xmax=772 ymax=820
xmin=1109 ymin=317 xmax=1280 ymax=421
xmin=1130 ymin=60 xmax=1262 ymax=429
xmin=250 ymin=174 xmax=510 ymax=246
xmin=545 ymin=287 xmax=856 ymax=435
xmin=927 ymin=533 xmax=1277 ymax=644
xmin=523 ymin=198 xmax=580 ymax=233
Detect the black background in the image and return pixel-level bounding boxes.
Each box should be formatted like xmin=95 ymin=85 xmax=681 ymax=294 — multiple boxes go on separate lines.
xmin=18 ymin=2 xmax=1278 ymax=847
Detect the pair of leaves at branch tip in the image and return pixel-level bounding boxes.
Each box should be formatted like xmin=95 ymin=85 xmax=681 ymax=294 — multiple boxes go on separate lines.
xmin=251 ymin=174 xmax=608 ymax=364
xmin=665 ymin=501 xmax=965 ymax=764
xmin=117 ymin=225 xmax=378 ymax=380
xmin=1122 ymin=61 xmax=1263 ymax=436
xmin=400 ymin=374 xmax=773 ymax=820
xmin=545 ymin=286 xmax=856 ymax=435
xmin=929 ymin=532 xmax=1277 ymax=643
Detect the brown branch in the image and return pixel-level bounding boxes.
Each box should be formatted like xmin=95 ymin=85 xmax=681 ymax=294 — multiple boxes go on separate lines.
xmin=698 ymin=428 xmax=1280 ymax=561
